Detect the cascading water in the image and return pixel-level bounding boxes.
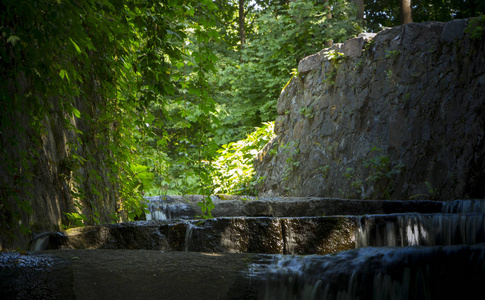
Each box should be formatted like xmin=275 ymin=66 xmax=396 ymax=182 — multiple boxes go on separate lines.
xmin=20 ymin=197 xmax=485 ymax=299
xmin=355 ymin=199 xmax=485 ymax=248
xmin=258 ymin=199 xmax=485 ymax=300
xmin=355 ymin=213 xmax=485 ymax=247
xmin=258 ymin=245 xmax=485 ymax=300
xmin=184 ymin=222 xmax=197 ymax=252
xmin=144 ymin=196 xmax=191 ymax=220
xmin=442 ymin=199 xmax=485 ymax=213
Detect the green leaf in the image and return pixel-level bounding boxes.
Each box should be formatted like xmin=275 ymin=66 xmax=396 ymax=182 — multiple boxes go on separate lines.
xmin=130 ymin=164 xmax=149 ymax=173
xmin=73 ymin=108 xmax=81 ymax=118
xmin=59 ymin=69 xmax=70 ymax=83
xmin=70 ymin=38 xmax=82 ymax=54
xmin=7 ymin=35 xmax=20 ymax=46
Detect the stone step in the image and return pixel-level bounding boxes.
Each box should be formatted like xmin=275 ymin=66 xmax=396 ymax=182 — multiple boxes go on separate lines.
xmin=258 ymin=244 xmax=485 ymax=300
xmin=0 ymin=250 xmax=260 ymax=300
xmin=3 ymin=245 xmax=485 ymax=300
xmin=144 ymin=195 xmax=447 ymax=219
xmin=33 ymin=212 xmax=485 ymax=255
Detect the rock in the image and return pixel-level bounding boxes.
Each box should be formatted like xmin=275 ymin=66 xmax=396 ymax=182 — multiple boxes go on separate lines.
xmin=141 ymin=196 xmax=444 ymax=220
xmin=33 ymin=199 xmax=485 ymax=255
xmin=297 ymin=49 xmax=326 ymax=74
xmin=297 ymin=34 xmax=376 ymax=75
xmin=255 ymin=19 xmax=485 ymax=200
xmin=440 ymin=18 xmax=468 ymax=44
xmin=31 ymin=222 xmax=171 ymax=251
xmin=243 ymin=201 xmax=274 ymax=216
xmin=341 ymin=36 xmax=366 ymax=57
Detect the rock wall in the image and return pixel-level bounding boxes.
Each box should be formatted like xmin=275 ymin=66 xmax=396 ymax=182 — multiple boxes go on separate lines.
xmin=0 ymin=77 xmax=118 ymax=250
xmin=255 ymin=19 xmax=485 ymax=200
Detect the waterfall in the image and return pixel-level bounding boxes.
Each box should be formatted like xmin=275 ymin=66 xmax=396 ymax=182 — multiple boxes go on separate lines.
xmin=259 ymin=199 xmax=485 ymax=299
xmin=258 ymin=245 xmax=485 ymax=300
xmin=184 ymin=222 xmax=196 ymax=252
xmin=19 ymin=197 xmax=485 ymax=298
xmin=29 ymin=232 xmax=65 ymax=251
xmin=355 ymin=213 xmax=485 ymax=248
xmin=441 ymin=199 xmax=485 ymax=213
xmin=355 ymin=199 xmax=485 ymax=248
xmin=144 ymin=196 xmax=190 ymax=220
xmin=30 ymin=234 xmax=51 ymax=251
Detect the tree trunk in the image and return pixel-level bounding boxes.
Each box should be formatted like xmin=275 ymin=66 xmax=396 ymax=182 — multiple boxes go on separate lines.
xmin=350 ymin=0 xmax=364 ymax=21
xmin=324 ymin=0 xmax=333 ymax=47
xmin=400 ymin=0 xmax=412 ymax=24
xmin=239 ymin=0 xmax=246 ymax=48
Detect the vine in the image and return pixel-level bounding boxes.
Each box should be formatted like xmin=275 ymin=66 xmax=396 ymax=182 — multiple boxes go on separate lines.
xmin=0 ymin=0 xmax=220 ymax=242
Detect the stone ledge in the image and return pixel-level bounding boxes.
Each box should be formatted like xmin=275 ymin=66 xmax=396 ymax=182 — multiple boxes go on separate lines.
xmin=297 ymin=33 xmax=376 ymax=74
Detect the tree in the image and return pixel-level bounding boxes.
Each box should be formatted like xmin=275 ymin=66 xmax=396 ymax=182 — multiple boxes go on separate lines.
xmin=400 ymin=0 xmax=413 ymax=24
xmin=323 ymin=0 xmax=334 ymax=47
xmin=0 ymin=0 xmax=222 ymax=239
xmin=239 ymin=0 xmax=246 ymax=49
xmin=365 ymin=0 xmax=484 ymax=32
xmin=350 ymin=0 xmax=365 ymax=21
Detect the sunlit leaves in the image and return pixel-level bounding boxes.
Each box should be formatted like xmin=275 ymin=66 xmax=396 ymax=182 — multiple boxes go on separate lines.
xmin=211 ymin=122 xmax=275 ymax=195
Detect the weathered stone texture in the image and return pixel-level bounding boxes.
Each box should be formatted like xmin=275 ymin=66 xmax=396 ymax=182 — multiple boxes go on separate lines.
xmin=255 ymin=19 xmax=485 ymax=200
xmin=0 ymin=86 xmax=118 ymax=250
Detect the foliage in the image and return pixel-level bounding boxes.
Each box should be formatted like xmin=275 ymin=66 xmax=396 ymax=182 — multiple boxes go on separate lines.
xmin=465 ymin=15 xmax=485 ymax=40
xmin=136 ymin=0 xmax=361 ymax=206
xmin=211 ymin=122 xmax=275 ymax=195
xmin=0 ymin=0 xmax=220 ymax=234
xmin=342 ymin=147 xmax=404 ymax=199
xmin=364 ymin=0 xmax=485 ymax=32
xmin=280 ymin=141 xmax=301 ymax=181
xmin=363 ymin=147 xmax=405 ymax=199
xmin=212 ymin=0 xmax=361 ymax=144
xmin=323 ymin=50 xmax=346 ymax=86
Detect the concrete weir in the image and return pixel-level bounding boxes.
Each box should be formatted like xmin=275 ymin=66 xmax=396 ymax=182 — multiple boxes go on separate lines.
xmin=2 ymin=245 xmax=485 ymax=300
xmin=2 ymin=198 xmax=485 ymax=299
xmin=28 ymin=197 xmax=449 ymax=254
xmin=144 ymin=195 xmax=443 ymax=219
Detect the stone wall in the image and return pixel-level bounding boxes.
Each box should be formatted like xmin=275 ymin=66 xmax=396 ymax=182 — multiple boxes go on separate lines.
xmin=0 ymin=76 xmax=118 ymax=250
xmin=255 ymin=19 xmax=485 ymax=200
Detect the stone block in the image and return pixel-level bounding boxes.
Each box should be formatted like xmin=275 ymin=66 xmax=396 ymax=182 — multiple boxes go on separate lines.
xmin=440 ymin=18 xmax=467 ymax=44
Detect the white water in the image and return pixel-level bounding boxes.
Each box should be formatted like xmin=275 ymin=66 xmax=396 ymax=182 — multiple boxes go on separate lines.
xmin=258 ymin=245 xmax=485 ymax=300
xmin=442 ymin=199 xmax=485 ymax=213
xmin=184 ymin=222 xmax=196 ymax=252
xmin=30 ymin=234 xmax=50 ymax=251
xmin=355 ymin=200 xmax=485 ymax=248
xmin=355 ymin=213 xmax=485 ymax=247
xmin=259 ymin=200 xmax=485 ymax=299
xmin=144 ymin=196 xmax=190 ymax=220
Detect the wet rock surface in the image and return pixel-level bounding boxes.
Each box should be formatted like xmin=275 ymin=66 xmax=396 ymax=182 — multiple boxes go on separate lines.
xmin=0 ymin=251 xmax=73 ymax=300
xmin=3 ymin=244 xmax=485 ymax=300
xmin=3 ymin=198 xmax=485 ymax=299
xmin=259 ymin=244 xmax=485 ymax=300
xmin=1 ymin=250 xmax=261 ymax=300
xmin=145 ymin=195 xmax=443 ymax=219
xmin=30 ymin=197 xmax=451 ymax=255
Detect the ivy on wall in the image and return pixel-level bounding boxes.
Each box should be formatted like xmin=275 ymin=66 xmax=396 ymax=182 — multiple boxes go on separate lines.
xmin=0 ymin=0 xmax=219 ymax=247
